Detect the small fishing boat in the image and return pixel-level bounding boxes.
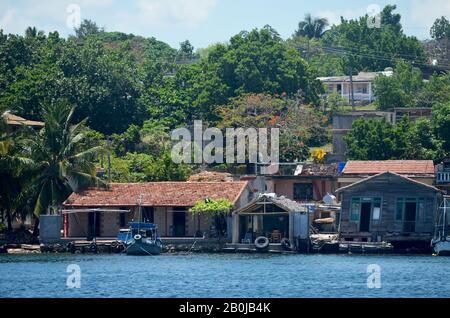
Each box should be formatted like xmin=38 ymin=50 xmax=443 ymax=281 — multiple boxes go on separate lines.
xmin=116 ymin=194 xmax=163 ymax=256
xmin=431 ymin=196 xmax=450 ymax=256
xmin=120 ymin=222 xmax=163 ymax=256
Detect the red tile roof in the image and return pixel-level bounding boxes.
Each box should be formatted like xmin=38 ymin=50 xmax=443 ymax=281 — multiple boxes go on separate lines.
xmin=342 ymin=160 xmax=435 ymax=175
xmin=64 ymin=182 xmax=249 ymax=207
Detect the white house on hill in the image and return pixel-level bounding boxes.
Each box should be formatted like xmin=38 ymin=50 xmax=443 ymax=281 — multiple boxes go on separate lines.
xmin=317 ymin=68 xmax=394 ymax=103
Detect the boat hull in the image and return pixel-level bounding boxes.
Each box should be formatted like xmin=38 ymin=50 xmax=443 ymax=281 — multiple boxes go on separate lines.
xmin=432 ymin=240 xmax=450 ymax=256
xmin=126 ymin=240 xmax=162 ymax=256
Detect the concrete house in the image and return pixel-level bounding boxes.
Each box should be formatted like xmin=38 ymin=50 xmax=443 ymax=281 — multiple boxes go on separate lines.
xmin=63 ymin=182 xmax=253 ymax=239
xmin=317 ymin=69 xmax=393 ymax=104
xmin=336 ymin=172 xmax=442 ymax=245
xmin=264 ymin=163 xmax=339 ymax=202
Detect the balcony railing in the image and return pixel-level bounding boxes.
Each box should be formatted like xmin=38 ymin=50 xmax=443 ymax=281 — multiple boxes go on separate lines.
xmin=437 ymin=171 xmax=450 ymax=184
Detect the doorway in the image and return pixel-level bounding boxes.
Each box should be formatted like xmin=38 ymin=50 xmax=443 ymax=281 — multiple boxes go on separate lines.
xmin=173 ymin=208 xmax=186 ymax=237
xmin=88 ymin=212 xmax=101 ymax=239
xmin=360 ymin=202 xmax=371 ymax=232
xmin=404 ymin=202 xmax=417 ymax=232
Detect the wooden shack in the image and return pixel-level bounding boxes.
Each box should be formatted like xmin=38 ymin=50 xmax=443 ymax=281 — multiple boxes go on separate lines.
xmin=336 ymin=172 xmax=442 ymax=245
xmin=231 ymin=194 xmax=309 ymax=245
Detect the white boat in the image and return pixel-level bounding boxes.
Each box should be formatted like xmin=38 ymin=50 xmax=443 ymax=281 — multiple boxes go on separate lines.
xmin=431 ymin=196 xmax=450 ymax=256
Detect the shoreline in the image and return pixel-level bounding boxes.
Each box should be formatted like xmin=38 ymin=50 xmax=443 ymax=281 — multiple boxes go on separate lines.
xmin=0 ymin=244 xmax=434 ymax=256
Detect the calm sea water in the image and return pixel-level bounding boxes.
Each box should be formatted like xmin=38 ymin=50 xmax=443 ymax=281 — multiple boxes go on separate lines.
xmin=1 ymin=253 xmax=450 ymax=298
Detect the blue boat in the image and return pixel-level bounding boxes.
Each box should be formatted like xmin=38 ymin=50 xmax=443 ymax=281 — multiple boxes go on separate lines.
xmin=118 ymin=222 xmax=163 ymax=256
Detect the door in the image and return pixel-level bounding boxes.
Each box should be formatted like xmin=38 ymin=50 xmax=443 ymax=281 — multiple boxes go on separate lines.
xmin=88 ymin=212 xmax=101 ymax=239
xmin=404 ymin=202 xmax=417 ymax=232
xmin=142 ymin=207 xmax=154 ymax=223
xmin=360 ymin=202 xmax=371 ymax=232
xmin=173 ymin=208 xmax=186 ymax=237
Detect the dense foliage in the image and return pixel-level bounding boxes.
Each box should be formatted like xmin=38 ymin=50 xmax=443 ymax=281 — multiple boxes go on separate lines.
xmin=2 ymin=5 xmax=450 ymax=231
xmin=344 ymin=112 xmax=448 ymax=160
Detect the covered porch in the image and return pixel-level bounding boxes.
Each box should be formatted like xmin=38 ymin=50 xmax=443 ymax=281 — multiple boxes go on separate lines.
xmin=63 ymin=206 xmax=214 ymax=240
xmin=232 ymin=194 xmax=309 ymax=246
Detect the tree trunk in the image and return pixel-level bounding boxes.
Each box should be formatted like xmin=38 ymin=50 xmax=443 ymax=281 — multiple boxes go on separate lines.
xmin=6 ymin=209 xmax=12 ymax=232
xmin=32 ymin=217 xmax=40 ymax=237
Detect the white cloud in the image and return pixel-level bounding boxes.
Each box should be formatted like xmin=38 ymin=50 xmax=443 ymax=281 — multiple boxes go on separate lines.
xmin=0 ymin=0 xmax=115 ymax=35
xmin=317 ymin=7 xmax=368 ymax=27
xmin=0 ymin=9 xmax=16 ymax=30
xmin=135 ymin=0 xmax=217 ymax=28
xmin=411 ymin=0 xmax=450 ymax=31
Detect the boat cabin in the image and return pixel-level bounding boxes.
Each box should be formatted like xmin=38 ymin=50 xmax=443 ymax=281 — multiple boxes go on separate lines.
xmin=117 ymin=222 xmax=159 ymax=242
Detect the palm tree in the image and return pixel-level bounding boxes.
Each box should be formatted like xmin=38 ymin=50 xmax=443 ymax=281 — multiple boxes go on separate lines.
xmin=295 ymin=14 xmax=329 ymax=39
xmin=29 ymin=101 xmax=108 ymax=233
xmin=0 ymin=110 xmax=34 ymax=232
xmin=295 ymin=14 xmax=329 ymax=62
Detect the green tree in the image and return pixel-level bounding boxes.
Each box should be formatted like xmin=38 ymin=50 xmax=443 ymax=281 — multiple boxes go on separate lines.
xmin=178 ymin=40 xmax=195 ymax=60
xmin=344 ymin=118 xmax=396 ymax=160
xmin=74 ymin=20 xmax=104 ymax=38
xmin=373 ymin=60 xmax=424 ymax=110
xmin=431 ymin=17 xmax=450 ymax=40
xmin=345 ymin=116 xmax=442 ymax=160
xmin=322 ymin=5 xmax=426 ymax=72
xmin=189 ymin=198 xmax=233 ymax=238
xmin=30 ymin=101 xmax=107 ymax=222
xmin=295 ymin=14 xmax=329 ymax=39
xmin=433 ymin=102 xmax=450 ymax=154
xmin=0 ymin=112 xmax=34 ymax=231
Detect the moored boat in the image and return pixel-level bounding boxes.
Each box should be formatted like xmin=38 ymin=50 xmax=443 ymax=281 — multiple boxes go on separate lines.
xmin=431 ymin=196 xmax=450 ymax=256
xmin=119 ymin=222 xmax=163 ymax=256
xmin=117 ymin=194 xmax=163 ymax=256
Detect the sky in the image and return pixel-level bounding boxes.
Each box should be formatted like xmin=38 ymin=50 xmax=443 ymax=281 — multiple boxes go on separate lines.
xmin=0 ymin=0 xmax=449 ymax=49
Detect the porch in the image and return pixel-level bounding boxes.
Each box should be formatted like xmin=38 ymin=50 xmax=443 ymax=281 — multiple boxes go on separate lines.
xmin=232 ymin=194 xmax=310 ymax=245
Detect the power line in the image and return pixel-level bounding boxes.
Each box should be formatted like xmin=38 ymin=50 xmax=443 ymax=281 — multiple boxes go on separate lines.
xmin=308 ymin=44 xmax=450 ymax=70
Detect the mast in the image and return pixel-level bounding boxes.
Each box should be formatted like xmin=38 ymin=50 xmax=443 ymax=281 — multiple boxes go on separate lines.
xmin=443 ymin=197 xmax=448 ymax=239
xmin=138 ymin=193 xmax=143 ymax=223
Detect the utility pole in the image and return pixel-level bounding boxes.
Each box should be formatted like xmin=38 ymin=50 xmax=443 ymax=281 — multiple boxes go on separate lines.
xmin=349 ymin=65 xmax=355 ymax=111
xmin=107 ymin=136 xmax=112 ymax=183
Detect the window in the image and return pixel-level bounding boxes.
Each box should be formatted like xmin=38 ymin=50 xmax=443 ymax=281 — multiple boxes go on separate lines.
xmin=294 ymin=183 xmax=313 ymax=201
xmin=350 ymin=197 xmax=382 ymax=222
xmin=417 ymin=198 xmax=425 ymax=221
xmin=395 ymin=198 xmax=433 ymax=222
xmin=396 ymin=197 xmax=432 ymax=222
xmin=142 ymin=207 xmax=154 ymax=223
xmin=372 ymin=198 xmax=382 ymax=220
xmin=350 ymin=198 xmax=361 ymax=221
xmin=423 ymin=198 xmax=434 ymax=222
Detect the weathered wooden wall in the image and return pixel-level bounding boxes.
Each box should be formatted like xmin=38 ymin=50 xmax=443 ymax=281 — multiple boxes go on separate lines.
xmin=339 ymin=174 xmax=440 ymax=238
